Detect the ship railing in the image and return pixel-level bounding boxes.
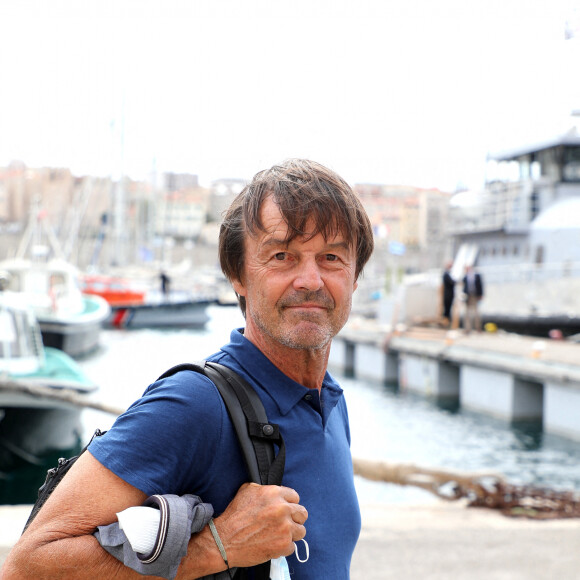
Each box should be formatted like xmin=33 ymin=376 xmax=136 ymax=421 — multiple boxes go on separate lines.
xmin=396 ymin=261 xmax=580 ymax=289
xmin=476 ymin=261 xmax=580 ymax=285
xmin=447 ymin=181 xmax=538 ymax=235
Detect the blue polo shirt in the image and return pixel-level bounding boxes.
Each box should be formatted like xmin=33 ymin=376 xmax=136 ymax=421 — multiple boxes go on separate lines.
xmin=89 ymin=329 xmax=361 ymax=579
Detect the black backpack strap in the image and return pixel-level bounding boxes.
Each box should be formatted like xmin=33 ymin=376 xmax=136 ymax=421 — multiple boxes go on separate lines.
xmin=204 ymin=362 xmax=285 ymax=487
xmin=156 ymin=361 xmax=207 ymax=381
xmin=157 ymin=361 xmax=285 ymax=486
xmin=157 ymin=361 xmax=284 ymax=580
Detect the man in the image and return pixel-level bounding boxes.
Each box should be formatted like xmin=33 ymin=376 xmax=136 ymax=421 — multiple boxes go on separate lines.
xmin=442 ymin=261 xmax=455 ymax=325
xmin=3 ymin=159 xmax=374 ymax=579
xmin=463 ymin=265 xmax=484 ymax=333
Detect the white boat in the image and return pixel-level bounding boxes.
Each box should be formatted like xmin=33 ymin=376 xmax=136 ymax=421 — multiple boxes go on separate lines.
xmin=0 ymin=292 xmax=97 ymax=504
xmin=386 ymin=117 xmax=580 ymax=337
xmin=0 ymin=206 xmax=110 ymax=357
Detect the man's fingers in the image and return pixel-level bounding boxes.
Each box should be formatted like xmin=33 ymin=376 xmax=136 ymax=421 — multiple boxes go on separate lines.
xmin=291 ymin=505 xmax=308 ymax=526
xmin=292 ymin=523 xmax=307 ymax=543
xmin=279 ymin=485 xmax=300 ymax=504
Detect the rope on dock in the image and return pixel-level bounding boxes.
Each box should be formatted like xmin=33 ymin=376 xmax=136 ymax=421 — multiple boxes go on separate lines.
xmin=353 ymin=457 xmax=580 ymax=519
xmin=0 ymin=379 xmax=124 ymax=416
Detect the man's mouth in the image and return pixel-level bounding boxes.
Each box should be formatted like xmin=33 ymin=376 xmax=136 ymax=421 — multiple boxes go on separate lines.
xmin=279 ymin=292 xmax=333 ymax=311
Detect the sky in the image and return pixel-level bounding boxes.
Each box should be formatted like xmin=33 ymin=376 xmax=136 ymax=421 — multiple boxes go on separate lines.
xmin=0 ymin=0 xmax=578 ymax=191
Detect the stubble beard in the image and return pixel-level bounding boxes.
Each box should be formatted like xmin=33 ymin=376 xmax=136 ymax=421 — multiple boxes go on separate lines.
xmin=251 ymin=291 xmax=351 ymax=351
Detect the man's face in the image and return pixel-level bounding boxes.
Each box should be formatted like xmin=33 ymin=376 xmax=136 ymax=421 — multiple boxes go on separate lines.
xmin=232 ymin=196 xmax=358 ymax=353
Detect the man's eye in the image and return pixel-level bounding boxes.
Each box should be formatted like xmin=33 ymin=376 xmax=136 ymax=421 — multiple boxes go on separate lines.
xmin=326 ymin=254 xmax=338 ymax=262
xmin=274 ymin=252 xmax=286 ymax=261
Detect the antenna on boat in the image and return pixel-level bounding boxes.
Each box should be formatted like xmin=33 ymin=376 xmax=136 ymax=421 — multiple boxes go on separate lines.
xmin=16 ymin=197 xmax=66 ymax=262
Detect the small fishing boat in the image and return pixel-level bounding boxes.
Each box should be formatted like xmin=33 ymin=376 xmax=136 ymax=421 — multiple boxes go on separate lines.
xmin=105 ymin=290 xmax=214 ymax=329
xmin=0 ymin=292 xmax=98 ymax=504
xmin=0 ymin=206 xmax=110 ymax=358
xmin=80 ymin=272 xmax=214 ymax=329
xmin=79 ymin=274 xmax=146 ymax=306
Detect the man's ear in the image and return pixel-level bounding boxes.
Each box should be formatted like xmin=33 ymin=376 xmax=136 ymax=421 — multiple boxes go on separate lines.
xmin=232 ymin=278 xmax=246 ymax=297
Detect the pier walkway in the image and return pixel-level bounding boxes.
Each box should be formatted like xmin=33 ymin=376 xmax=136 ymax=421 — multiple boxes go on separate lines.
xmin=340 ymin=320 xmax=580 ymax=369
xmin=332 ymin=320 xmax=580 ymax=440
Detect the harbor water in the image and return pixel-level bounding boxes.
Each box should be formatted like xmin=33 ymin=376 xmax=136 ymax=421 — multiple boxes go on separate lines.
xmin=78 ymin=305 xmax=580 ymax=505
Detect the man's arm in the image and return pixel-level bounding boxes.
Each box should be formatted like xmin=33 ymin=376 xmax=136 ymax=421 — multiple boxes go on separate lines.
xmin=2 ymin=450 xmax=307 ymax=579
xmin=2 ymin=451 xmax=158 ymax=579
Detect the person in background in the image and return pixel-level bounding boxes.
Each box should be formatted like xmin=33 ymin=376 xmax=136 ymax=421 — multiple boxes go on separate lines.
xmin=463 ymin=265 xmax=484 ymax=333
xmin=3 ymin=158 xmax=374 ymax=580
xmin=442 ymin=261 xmax=455 ymax=326
xmin=160 ymin=271 xmax=170 ymax=297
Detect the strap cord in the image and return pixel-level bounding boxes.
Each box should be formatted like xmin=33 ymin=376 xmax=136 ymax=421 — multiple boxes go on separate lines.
xmin=209 ymin=519 xmax=233 ymax=579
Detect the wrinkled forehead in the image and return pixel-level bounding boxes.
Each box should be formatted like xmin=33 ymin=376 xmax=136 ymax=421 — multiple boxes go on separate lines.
xmin=249 ymin=194 xmax=355 ymax=248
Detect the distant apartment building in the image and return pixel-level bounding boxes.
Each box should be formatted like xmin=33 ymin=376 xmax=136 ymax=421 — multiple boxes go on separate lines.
xmin=0 ymin=162 xmax=61 ymax=223
xmin=164 ymin=172 xmax=199 ymax=191
xmin=154 ymin=172 xmax=209 ymax=240
xmin=0 ymin=162 xmax=111 ymax=228
xmin=355 ymin=183 xmax=451 ymax=272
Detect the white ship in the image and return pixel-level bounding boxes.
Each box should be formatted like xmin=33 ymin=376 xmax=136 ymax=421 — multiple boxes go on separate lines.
xmin=391 ymin=117 xmax=580 ymax=336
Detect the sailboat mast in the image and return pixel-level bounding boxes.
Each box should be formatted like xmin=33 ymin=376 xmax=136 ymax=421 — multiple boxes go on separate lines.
xmin=112 ymin=93 xmax=127 ymax=267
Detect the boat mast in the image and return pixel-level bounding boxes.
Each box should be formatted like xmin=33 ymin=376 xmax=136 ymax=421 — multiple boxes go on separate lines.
xmin=111 ymin=93 xmax=127 ymax=268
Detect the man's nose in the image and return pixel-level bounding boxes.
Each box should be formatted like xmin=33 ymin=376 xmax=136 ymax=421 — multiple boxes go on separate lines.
xmin=293 ymin=259 xmax=324 ymax=292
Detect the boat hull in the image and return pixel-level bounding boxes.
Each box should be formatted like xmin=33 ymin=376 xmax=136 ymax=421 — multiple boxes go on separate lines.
xmin=0 ymin=406 xmax=83 ymax=504
xmin=37 ymin=295 xmax=110 ymax=358
xmin=39 ymin=318 xmax=104 ymax=358
xmin=0 ymin=345 xmax=97 ymax=504
xmin=479 ymin=313 xmax=580 ymax=338
xmin=107 ymin=299 xmax=212 ymax=329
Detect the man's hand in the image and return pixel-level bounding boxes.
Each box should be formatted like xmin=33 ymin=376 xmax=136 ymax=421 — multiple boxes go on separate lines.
xmin=213 ymin=483 xmax=308 ymax=568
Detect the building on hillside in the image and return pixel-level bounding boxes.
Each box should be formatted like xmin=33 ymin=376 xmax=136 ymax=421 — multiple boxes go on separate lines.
xmin=164 ymin=172 xmax=199 ymax=190
xmin=155 ymin=173 xmax=209 ymax=241
xmin=355 ymin=183 xmax=452 ymax=273
xmin=0 ymin=162 xmax=69 ymax=224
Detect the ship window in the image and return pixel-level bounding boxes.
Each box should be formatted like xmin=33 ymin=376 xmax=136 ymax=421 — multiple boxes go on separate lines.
xmin=0 ymin=309 xmax=17 ymax=345
xmin=50 ymin=273 xmax=66 ymax=288
xmin=513 ymin=245 xmax=519 ymax=256
xmin=563 ymin=147 xmax=580 ymax=181
xmin=534 ymin=245 xmax=544 ymax=265
xmin=537 ymin=148 xmax=560 ymax=180
xmin=530 ymin=190 xmax=541 ymax=220
xmin=13 ymin=311 xmax=32 ymax=356
xmin=520 ymin=158 xmax=531 ymax=180
xmin=0 ymin=309 xmax=28 ymax=357
xmin=5 ymin=274 xmax=20 ymax=292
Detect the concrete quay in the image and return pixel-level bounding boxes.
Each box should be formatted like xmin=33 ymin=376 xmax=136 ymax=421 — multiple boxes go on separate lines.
xmin=331 ymin=320 xmax=580 ymax=441
xmin=351 ymin=500 xmax=580 ymax=580
xmin=2 ymin=501 xmax=580 ymax=579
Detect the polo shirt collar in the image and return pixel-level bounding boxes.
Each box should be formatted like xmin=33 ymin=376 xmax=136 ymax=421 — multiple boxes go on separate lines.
xmin=221 ymin=328 xmax=343 ymax=417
